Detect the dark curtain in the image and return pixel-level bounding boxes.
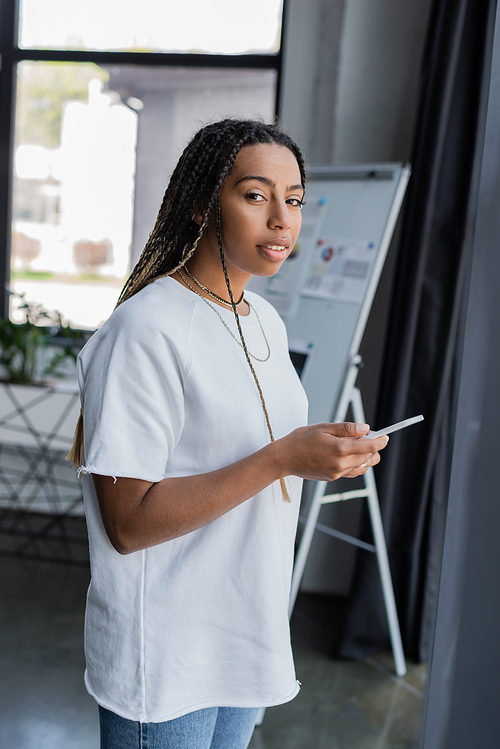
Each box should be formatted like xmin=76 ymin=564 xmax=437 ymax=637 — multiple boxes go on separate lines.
xmin=335 ymin=0 xmax=496 ymax=662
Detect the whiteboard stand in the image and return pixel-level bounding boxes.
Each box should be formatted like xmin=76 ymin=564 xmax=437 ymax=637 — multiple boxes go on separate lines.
xmin=289 ymin=358 xmax=406 ymax=678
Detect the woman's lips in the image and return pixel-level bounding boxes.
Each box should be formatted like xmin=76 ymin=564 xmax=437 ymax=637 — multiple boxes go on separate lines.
xmin=257 ymin=243 xmax=290 ymax=262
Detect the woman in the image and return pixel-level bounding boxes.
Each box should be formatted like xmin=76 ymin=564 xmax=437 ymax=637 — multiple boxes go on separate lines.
xmin=69 ymin=119 xmax=388 ymax=749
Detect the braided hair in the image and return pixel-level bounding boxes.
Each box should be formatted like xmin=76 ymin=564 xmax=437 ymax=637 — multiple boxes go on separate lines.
xmin=69 ymin=119 xmax=307 ymax=502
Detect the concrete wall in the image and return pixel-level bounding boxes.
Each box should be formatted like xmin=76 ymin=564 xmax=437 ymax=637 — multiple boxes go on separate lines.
xmin=281 ymin=0 xmax=432 ymax=166
xmin=334 ymin=0 xmax=433 ymax=163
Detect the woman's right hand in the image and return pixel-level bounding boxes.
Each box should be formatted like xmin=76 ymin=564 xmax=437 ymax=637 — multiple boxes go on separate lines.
xmin=274 ymin=422 xmax=389 ymax=482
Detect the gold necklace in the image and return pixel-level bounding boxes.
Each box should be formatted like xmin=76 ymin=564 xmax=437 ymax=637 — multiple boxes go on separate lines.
xmin=178 ymin=269 xmax=271 ymax=363
xmin=183 ymin=266 xmax=245 ymax=308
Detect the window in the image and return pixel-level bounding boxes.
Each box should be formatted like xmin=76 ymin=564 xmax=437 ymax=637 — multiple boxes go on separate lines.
xmin=1 ymin=1 xmax=284 ymax=328
xmin=19 ymin=0 xmax=283 ymax=55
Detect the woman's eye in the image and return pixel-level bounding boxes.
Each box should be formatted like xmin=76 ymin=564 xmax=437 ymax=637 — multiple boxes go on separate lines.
xmin=287 ymin=197 xmax=304 ymax=208
xmin=246 ymin=192 xmax=265 ymax=202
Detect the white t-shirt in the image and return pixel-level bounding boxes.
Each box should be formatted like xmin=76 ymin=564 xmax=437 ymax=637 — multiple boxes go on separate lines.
xmin=78 ymin=276 xmax=309 ymax=722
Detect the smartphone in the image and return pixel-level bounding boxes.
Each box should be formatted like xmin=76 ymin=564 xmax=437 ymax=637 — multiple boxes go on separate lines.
xmin=360 ymin=414 xmax=424 ymax=440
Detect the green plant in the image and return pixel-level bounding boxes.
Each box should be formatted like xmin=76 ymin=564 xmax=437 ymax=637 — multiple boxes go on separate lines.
xmin=0 ymin=293 xmax=83 ymax=384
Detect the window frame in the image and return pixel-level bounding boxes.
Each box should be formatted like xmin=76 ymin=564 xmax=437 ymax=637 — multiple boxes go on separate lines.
xmin=0 ymin=0 xmax=287 ymax=318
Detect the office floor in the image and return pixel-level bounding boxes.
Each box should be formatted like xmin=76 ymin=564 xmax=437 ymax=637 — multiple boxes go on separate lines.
xmin=0 ymin=557 xmax=426 ymax=749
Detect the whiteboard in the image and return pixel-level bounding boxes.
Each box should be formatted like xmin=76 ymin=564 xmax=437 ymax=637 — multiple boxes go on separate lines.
xmin=248 ymin=164 xmax=410 ymax=425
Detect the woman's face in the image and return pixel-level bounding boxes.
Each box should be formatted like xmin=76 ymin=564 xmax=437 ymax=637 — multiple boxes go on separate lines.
xmin=196 ymin=143 xmax=304 ymax=284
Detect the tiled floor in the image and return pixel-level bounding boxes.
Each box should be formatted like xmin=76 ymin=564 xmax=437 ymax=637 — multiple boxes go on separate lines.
xmin=0 ymin=557 xmax=426 ymax=748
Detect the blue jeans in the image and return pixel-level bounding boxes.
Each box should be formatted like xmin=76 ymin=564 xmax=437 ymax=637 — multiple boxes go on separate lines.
xmin=99 ymin=705 xmax=259 ymax=749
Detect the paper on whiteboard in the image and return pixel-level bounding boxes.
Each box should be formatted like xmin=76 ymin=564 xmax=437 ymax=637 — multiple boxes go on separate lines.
xmin=302 ymin=237 xmax=378 ymax=304
xmin=246 ymin=197 xmax=329 ymax=318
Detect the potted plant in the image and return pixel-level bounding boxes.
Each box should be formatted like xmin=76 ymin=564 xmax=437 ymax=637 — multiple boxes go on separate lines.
xmin=0 ymin=292 xmax=82 ymax=385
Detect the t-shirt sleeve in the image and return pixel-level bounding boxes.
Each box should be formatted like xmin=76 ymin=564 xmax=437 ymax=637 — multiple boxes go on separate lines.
xmin=78 ymin=307 xmax=188 ymax=483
